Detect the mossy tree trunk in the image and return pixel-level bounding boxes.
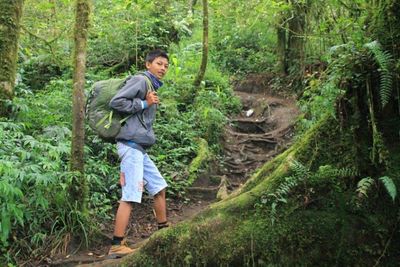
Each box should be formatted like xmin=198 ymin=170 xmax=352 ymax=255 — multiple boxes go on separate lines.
xmin=0 ymin=0 xmax=23 ymax=117
xmin=70 ymin=0 xmax=90 ymax=209
xmin=122 ymin=92 xmax=400 ymax=266
xmin=276 ymin=14 xmax=288 ymax=75
xmin=287 ymin=0 xmax=308 ymax=90
xmin=122 ymin=104 xmax=400 ymax=266
xmin=193 ymin=0 xmax=208 ymax=87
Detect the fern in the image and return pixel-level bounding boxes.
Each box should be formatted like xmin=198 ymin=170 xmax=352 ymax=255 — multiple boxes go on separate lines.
xmin=356 ymin=177 xmax=375 ymax=198
xmin=379 ymin=176 xmax=397 ymax=202
xmin=267 ymin=175 xmax=301 ymax=225
xmin=269 ymin=175 xmax=301 ymax=203
xmin=269 ymin=160 xmax=308 ymax=201
xmin=266 ymin=160 xmax=309 ymax=224
xmin=317 ymin=165 xmax=359 ymax=179
xmin=364 ymin=41 xmax=394 ymax=107
xmin=335 ymin=167 xmax=359 ymax=178
xmin=356 ymin=176 xmax=397 ymax=203
xmin=290 ymin=160 xmax=311 ymax=179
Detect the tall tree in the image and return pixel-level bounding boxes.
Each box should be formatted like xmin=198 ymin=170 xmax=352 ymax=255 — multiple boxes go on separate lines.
xmin=0 ymin=0 xmax=23 ymax=117
xmin=287 ymin=0 xmax=308 ymax=90
xmin=193 ymin=0 xmax=208 ymax=87
xmin=70 ymin=0 xmax=90 ymax=207
xmin=276 ymin=14 xmax=288 ymax=75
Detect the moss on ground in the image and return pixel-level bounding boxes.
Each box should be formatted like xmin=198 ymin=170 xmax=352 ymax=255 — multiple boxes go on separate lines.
xmin=187 ymin=138 xmax=212 ymax=186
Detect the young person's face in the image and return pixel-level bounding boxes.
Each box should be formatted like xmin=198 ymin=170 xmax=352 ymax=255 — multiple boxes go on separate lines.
xmin=146 ymin=56 xmax=169 ymax=80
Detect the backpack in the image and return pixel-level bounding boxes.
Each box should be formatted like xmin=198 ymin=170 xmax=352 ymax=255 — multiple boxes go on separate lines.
xmin=86 ymin=74 xmax=153 ymax=143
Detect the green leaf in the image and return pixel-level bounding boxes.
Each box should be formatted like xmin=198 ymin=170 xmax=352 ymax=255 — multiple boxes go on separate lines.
xmin=356 ymin=177 xmax=374 ymax=198
xmin=379 ymin=176 xmax=397 ymax=202
xmin=1 ymin=208 xmax=11 ymax=244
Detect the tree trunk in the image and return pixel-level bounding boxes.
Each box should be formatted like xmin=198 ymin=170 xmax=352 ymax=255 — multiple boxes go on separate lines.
xmin=70 ymin=0 xmax=90 ymax=207
xmin=287 ymin=0 xmax=307 ymax=90
xmin=276 ymin=15 xmax=287 ymax=75
xmin=193 ymin=0 xmax=208 ymax=87
xmin=0 ymin=0 xmax=23 ymax=117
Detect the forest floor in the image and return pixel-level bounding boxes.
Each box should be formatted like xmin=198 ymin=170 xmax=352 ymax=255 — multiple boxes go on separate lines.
xmin=45 ymin=74 xmax=299 ymax=267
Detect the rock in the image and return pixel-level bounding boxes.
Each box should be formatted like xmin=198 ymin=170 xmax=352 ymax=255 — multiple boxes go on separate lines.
xmin=246 ymin=109 xmax=254 ymax=117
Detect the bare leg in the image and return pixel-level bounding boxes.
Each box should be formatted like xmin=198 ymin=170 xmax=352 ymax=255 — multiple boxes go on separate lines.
xmin=153 ymin=189 xmax=167 ymax=223
xmin=113 ymin=201 xmax=132 ymax=237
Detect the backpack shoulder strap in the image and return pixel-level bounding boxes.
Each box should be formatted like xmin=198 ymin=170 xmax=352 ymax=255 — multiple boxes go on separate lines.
xmin=136 ymin=72 xmax=155 ymax=94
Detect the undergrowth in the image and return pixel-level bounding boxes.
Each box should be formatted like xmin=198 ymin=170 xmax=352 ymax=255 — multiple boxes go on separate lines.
xmin=0 ymin=29 xmax=240 ymax=265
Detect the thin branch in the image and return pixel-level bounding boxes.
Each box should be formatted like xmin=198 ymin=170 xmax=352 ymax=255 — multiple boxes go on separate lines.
xmin=21 ymin=24 xmax=69 ymax=45
xmin=20 ymin=24 xmax=70 ymax=65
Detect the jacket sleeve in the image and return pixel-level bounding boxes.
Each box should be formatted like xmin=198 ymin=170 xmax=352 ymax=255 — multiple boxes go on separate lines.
xmin=109 ymin=76 xmax=147 ymax=114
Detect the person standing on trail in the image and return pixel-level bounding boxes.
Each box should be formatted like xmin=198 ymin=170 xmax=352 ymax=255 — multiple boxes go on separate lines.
xmin=108 ymin=49 xmax=170 ymax=258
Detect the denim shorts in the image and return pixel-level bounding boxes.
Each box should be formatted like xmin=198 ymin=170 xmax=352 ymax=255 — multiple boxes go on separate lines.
xmin=117 ymin=142 xmax=168 ymax=203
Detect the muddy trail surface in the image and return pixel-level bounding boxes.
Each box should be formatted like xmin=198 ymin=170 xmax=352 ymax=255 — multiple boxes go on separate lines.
xmin=221 ymin=76 xmax=299 ymax=185
xmin=45 ymin=74 xmax=299 ymax=267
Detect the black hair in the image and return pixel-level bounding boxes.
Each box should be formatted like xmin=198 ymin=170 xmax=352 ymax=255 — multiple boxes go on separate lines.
xmin=145 ymin=49 xmax=169 ymax=63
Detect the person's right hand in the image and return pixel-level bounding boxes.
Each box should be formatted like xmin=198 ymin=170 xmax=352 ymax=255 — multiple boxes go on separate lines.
xmin=146 ymin=91 xmax=159 ymax=106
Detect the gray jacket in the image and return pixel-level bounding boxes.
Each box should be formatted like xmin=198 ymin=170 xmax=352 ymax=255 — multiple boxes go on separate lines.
xmin=109 ymin=74 xmax=157 ymax=147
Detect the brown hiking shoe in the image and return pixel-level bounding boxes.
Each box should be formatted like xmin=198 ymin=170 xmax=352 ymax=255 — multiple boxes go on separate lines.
xmin=108 ymin=244 xmax=135 ymax=258
xmin=157 ymin=221 xmax=170 ymax=230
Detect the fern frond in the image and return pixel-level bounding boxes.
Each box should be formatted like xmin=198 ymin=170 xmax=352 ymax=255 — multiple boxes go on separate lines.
xmin=379 ymin=176 xmax=397 ymax=202
xmin=316 ymin=165 xmax=359 ymax=179
xmin=364 ymin=41 xmax=394 ymax=107
xmin=290 ymin=160 xmax=310 ymax=178
xmin=338 ymin=167 xmax=359 ymax=178
xmin=274 ymin=175 xmax=300 ymax=200
xmin=356 ymin=177 xmax=375 ymax=198
xmin=267 ymin=161 xmax=307 ymax=224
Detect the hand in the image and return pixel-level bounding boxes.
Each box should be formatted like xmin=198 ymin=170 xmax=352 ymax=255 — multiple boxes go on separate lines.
xmin=146 ymin=91 xmax=159 ymax=106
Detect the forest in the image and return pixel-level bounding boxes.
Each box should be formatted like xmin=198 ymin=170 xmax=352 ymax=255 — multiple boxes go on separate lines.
xmin=0 ymin=0 xmax=399 ymax=266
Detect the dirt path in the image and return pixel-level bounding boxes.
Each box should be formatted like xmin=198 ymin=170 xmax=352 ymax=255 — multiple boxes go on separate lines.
xmin=48 ymin=75 xmax=299 ymax=267
xmin=221 ymin=90 xmax=299 ymax=185
xmin=47 ymin=199 xmax=213 ymax=267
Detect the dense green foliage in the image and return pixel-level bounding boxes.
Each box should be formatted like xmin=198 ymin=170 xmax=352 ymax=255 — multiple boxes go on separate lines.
xmin=1 ymin=80 xmax=120 ymax=261
xmin=1 ymin=1 xmax=240 ymax=264
xmin=211 ymin=1 xmax=281 ymax=74
xmin=1 ymin=0 xmax=400 ymax=265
